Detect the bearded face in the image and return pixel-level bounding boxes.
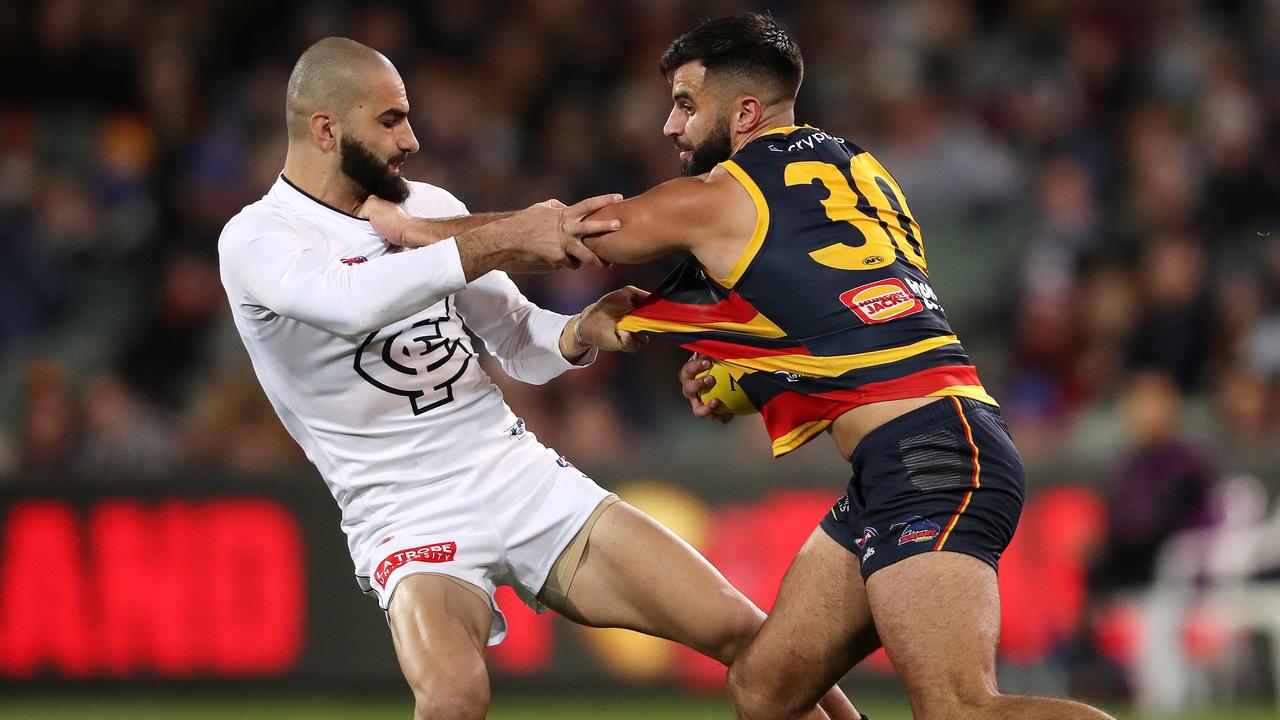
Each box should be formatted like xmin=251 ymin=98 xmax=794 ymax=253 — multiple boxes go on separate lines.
xmin=340 ymin=134 xmax=410 ymax=203
xmin=679 ymin=111 xmax=734 ymax=177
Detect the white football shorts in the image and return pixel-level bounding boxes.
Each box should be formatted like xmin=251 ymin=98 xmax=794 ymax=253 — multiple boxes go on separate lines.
xmin=355 ymin=443 xmax=611 ymax=645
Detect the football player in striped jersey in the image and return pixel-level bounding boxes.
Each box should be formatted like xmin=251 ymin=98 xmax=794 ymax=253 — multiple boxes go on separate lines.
xmin=582 ymin=13 xmax=1115 ymax=720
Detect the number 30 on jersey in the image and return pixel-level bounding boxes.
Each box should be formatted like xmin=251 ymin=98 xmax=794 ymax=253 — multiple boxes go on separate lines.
xmin=785 ymin=154 xmax=929 ymax=275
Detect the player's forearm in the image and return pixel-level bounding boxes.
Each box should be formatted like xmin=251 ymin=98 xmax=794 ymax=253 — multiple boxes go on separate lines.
xmin=456 ymin=274 xmax=595 ymax=386
xmin=493 ymin=310 xmax=596 ymax=382
xmin=398 ymin=212 xmax=516 ymax=248
xmin=453 ymin=218 xmax=521 ymax=282
xmin=558 ymin=314 xmax=592 ymax=363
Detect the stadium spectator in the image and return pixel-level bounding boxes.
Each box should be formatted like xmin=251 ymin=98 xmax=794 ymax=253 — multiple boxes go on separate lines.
xmin=1090 ymin=369 xmax=1219 ymax=590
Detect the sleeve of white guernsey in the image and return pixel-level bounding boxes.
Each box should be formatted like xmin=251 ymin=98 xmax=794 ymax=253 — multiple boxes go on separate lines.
xmin=221 ymin=219 xmax=467 ymax=337
xmin=455 ymin=270 xmax=597 ymax=385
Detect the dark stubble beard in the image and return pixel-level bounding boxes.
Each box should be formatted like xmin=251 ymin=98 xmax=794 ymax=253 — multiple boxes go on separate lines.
xmin=339 ymin=135 xmax=410 ymax=203
xmin=681 ymin=114 xmax=734 ymax=177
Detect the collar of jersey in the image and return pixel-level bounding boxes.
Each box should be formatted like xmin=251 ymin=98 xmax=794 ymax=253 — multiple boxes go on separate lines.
xmin=276 ymin=174 xmax=372 ymax=225
xmin=759 ymin=124 xmax=812 ymax=137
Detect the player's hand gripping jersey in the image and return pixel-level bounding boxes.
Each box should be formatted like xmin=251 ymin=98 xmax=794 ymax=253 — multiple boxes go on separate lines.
xmin=619 ymin=126 xmax=996 ymax=456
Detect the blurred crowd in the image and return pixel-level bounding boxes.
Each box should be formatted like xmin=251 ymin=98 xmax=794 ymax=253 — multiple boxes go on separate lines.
xmin=1 ymin=0 xmax=1278 ymax=558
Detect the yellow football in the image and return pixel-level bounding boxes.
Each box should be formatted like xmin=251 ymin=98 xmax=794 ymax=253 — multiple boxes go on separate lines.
xmin=695 ymin=361 xmax=758 ymax=416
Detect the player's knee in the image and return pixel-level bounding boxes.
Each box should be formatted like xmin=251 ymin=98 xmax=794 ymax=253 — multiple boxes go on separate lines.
xmin=407 ymin=662 xmax=489 ymax=720
xmin=411 ymin=684 xmax=489 ymax=720
xmin=727 ymin=654 xmax=798 ymax=720
xmin=912 ymin=682 xmax=999 ymax=720
xmin=707 ymin=593 xmax=765 ymax=663
xmin=726 ymin=665 xmax=772 ymax=720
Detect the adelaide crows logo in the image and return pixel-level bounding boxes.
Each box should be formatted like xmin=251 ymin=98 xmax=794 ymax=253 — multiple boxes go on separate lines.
xmin=354 ymin=298 xmax=473 ymax=415
xmin=891 ymin=516 xmax=941 ymax=545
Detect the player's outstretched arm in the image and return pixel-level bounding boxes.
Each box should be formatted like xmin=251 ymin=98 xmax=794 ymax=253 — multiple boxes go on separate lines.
xmin=579 ymin=176 xmax=715 ymax=263
xmin=219 ymin=220 xmax=468 ymax=338
xmin=362 ymin=193 xmax=621 ymax=280
xmin=581 ymin=170 xmax=756 ymax=267
xmin=359 ymin=195 xmax=514 ymax=248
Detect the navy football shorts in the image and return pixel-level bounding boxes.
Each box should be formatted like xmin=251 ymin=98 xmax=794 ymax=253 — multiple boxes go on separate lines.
xmin=820 ymin=396 xmax=1025 ymax=580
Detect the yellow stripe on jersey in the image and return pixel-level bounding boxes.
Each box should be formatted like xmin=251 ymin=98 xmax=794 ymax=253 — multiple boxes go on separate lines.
xmin=761 ymin=125 xmax=807 ymax=136
xmin=711 ymin=160 xmax=771 ymax=289
xmin=770 ymin=419 xmax=832 ymax=456
xmin=726 ymin=334 xmax=962 ymax=378
xmin=616 ymin=312 xmax=787 ymax=338
xmin=927 ymin=385 xmax=1000 ymax=407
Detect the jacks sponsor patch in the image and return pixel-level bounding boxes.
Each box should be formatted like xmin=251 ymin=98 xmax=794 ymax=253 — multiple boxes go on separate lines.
xmin=374 ymin=541 xmax=457 ymax=588
xmin=840 ymin=278 xmax=924 ymax=324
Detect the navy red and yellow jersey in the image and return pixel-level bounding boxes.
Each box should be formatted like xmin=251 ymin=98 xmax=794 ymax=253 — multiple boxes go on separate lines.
xmin=618 ymin=125 xmax=996 ymax=457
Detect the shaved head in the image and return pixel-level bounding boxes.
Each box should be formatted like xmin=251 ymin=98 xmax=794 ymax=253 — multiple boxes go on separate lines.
xmin=286 ymin=37 xmax=394 ymax=140
xmin=282 ymin=37 xmax=420 ymax=206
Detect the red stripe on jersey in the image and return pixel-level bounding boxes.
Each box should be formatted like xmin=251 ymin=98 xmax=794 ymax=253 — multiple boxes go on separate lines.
xmin=628 ymin=292 xmax=762 ymax=325
xmin=760 ymin=392 xmax=842 ymax=442
xmin=823 ymin=365 xmax=983 ymax=403
xmin=684 ymin=338 xmax=812 ymax=360
xmin=758 ymin=365 xmax=984 ymax=443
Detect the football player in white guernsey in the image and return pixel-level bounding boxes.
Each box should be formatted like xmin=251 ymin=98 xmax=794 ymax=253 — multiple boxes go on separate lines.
xmin=219 ymin=38 xmax=854 ymax=720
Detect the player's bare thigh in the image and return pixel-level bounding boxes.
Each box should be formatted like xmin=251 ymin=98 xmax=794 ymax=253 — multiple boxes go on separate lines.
xmin=728 ymin=527 xmax=880 ymax=719
xmin=868 ymin=552 xmax=1119 ymax=720
xmin=539 ymin=500 xmax=861 ymax=720
xmin=386 ymin=573 xmax=493 ymax=719
xmin=865 ymin=552 xmax=1000 ymax=715
xmin=545 ymin=499 xmax=765 ymax=663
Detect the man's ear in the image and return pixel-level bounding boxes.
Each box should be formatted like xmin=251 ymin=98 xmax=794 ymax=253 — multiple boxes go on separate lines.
xmin=734 ymin=95 xmax=765 ymax=134
xmin=309 ymin=111 xmax=339 ymax=153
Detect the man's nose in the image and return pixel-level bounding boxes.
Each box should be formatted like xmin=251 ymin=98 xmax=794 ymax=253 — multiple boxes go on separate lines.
xmin=400 ymin=124 xmax=420 ymax=154
xmin=663 ymin=107 xmax=683 ymax=139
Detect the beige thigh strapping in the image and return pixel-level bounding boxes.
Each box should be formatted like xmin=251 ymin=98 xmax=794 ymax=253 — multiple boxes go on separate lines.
xmin=537 ymin=493 xmax=620 ymax=611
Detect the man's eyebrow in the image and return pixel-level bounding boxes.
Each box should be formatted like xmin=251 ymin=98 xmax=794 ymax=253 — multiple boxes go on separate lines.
xmin=672 ymin=90 xmax=693 ymax=102
xmin=378 ymin=108 xmax=408 ymax=119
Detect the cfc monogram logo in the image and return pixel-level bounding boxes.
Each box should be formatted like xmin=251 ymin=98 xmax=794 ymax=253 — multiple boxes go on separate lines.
xmin=355 ymin=298 xmax=474 ymax=415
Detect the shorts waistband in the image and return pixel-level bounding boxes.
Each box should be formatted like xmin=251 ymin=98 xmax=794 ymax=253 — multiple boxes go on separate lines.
xmin=850 ymin=397 xmax=995 ymax=466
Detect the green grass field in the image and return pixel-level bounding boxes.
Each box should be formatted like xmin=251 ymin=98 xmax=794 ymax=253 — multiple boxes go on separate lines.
xmin=0 ymin=693 xmax=1273 ymax=720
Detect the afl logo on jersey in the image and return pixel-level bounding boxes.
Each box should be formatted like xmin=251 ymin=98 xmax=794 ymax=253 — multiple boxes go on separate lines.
xmin=355 ymin=298 xmax=474 ymax=415
xmin=839 ymin=278 xmax=924 ymax=324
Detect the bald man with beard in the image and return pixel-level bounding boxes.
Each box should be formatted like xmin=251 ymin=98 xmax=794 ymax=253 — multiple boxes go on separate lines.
xmin=218 ymin=37 xmax=857 ymax=720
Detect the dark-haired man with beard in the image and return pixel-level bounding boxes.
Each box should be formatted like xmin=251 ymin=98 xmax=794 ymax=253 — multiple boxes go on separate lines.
xmin=219 ymin=37 xmax=856 ymax=720
xmin=573 ymin=13 xmax=1118 ymax=720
